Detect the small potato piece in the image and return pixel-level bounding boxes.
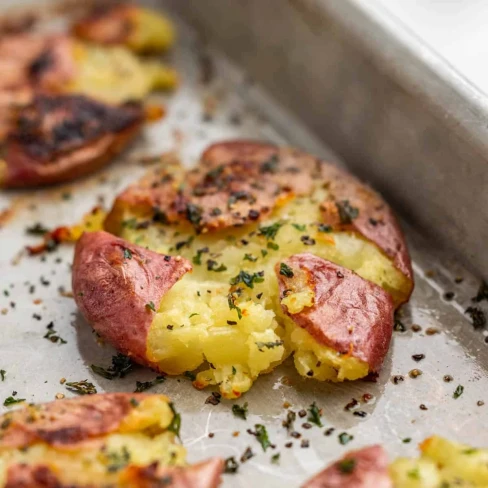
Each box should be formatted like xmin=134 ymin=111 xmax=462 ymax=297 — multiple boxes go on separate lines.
xmin=276 ymin=253 xmax=394 ymax=379
xmin=0 ymin=393 xmax=223 ymax=488
xmin=72 ymin=4 xmax=175 ymax=54
xmin=1 ymin=94 xmax=143 ymax=188
xmin=303 ymin=445 xmax=392 ymax=488
xmin=72 ymin=231 xmax=191 ymax=369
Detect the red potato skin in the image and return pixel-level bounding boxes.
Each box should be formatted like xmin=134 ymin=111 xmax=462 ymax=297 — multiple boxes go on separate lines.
xmin=72 ymin=4 xmax=136 ymax=46
xmin=276 ymin=253 xmax=394 ymax=372
xmin=5 ymin=458 xmax=224 ymax=488
xmin=1 ymin=94 xmax=143 ymax=188
xmin=302 ymin=445 xmax=392 ymax=488
xmin=0 ymin=393 xmax=162 ymax=450
xmin=72 ymin=231 xmax=192 ymax=369
xmin=123 ymin=458 xmax=224 ymax=488
xmin=106 ymin=140 xmax=412 ymax=302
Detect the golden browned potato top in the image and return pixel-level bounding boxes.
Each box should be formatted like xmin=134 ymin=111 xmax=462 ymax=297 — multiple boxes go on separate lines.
xmin=106 ymin=140 xmax=412 ymax=291
xmin=0 ymin=393 xmax=156 ymax=450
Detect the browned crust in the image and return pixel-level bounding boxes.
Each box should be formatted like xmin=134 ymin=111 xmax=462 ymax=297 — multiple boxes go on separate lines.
xmin=72 ymin=231 xmax=192 ymax=369
xmin=1 ymin=94 xmax=143 ymax=188
xmin=0 ymin=393 xmax=161 ymax=450
xmin=5 ymin=458 xmax=224 ymax=488
xmin=72 ymin=3 xmax=135 ymax=46
xmin=105 ymin=140 xmax=413 ymax=299
xmin=276 ymin=253 xmax=394 ymax=372
xmin=302 ymin=445 xmax=392 ymax=488
xmin=123 ymin=458 xmax=224 ymax=488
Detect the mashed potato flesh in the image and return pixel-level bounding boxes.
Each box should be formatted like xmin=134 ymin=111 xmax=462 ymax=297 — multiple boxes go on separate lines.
xmin=69 ymin=41 xmax=177 ymax=104
xmin=389 ymin=436 xmax=488 ymax=487
xmin=121 ymin=194 xmax=408 ymax=398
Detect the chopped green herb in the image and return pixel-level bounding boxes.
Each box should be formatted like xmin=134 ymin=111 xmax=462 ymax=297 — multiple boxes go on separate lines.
xmin=232 ymin=402 xmax=248 ymax=420
xmin=252 ymin=424 xmax=272 ymax=451
xmin=134 ymin=375 xmax=165 ymax=393
xmin=25 ymin=223 xmax=49 ymax=235
xmin=232 ymin=366 xmax=237 ymax=375
xmin=243 ymin=253 xmax=257 ymax=262
xmin=402 ymin=438 xmax=412 ymax=444
xmin=258 ymin=221 xmax=283 ymax=240
xmin=65 ymin=380 xmax=97 ymax=395
xmin=106 ymin=446 xmax=130 ymax=473
xmin=338 ymin=432 xmax=354 ymax=445
xmin=462 ymin=448 xmax=478 ymax=455
xmin=3 ymin=396 xmax=25 ymax=406
xmin=267 ymin=242 xmax=279 ymax=251
xmin=283 ymin=410 xmax=296 ymax=432
xmin=307 ymin=402 xmax=323 ymax=427
xmin=184 ymin=371 xmax=196 ymax=381
xmin=407 ymin=468 xmax=420 ymax=480
xmin=292 ymin=223 xmax=307 ymax=232
xmin=279 ymin=263 xmax=294 ymax=278
xmin=0 ymin=370 xmax=5 ymax=381
xmin=43 ymin=322 xmax=67 ymax=344
xmin=122 ymin=217 xmax=138 ymax=229
xmin=336 ymin=200 xmax=359 ymax=224
xmin=189 ymin=313 xmax=199 ymax=318
xmin=473 ymin=281 xmax=488 ymax=303
xmin=192 ymin=247 xmax=209 ymax=265
xmin=261 ymin=249 xmax=268 ymax=257
xmin=260 ymin=154 xmax=279 ymax=174
xmin=91 ymin=354 xmax=134 ymax=380
xmin=123 ymin=248 xmax=132 ymax=260
xmin=168 ymin=402 xmax=181 ymax=439
xmin=130 ymin=398 xmax=139 ymax=407
xmin=453 ymin=384 xmax=464 ymax=399
xmin=338 ymin=458 xmax=356 ymax=474
xmin=61 ymin=192 xmax=72 ymax=201
xmin=224 ymin=456 xmax=239 ymax=474
xmin=186 ymin=203 xmax=203 ymax=227
xmin=152 ymin=208 xmax=169 ymax=225
xmin=227 ymin=293 xmax=242 ymax=320
xmin=271 ymin=453 xmax=280 ymax=464
xmin=145 ymin=301 xmax=156 ymax=312
xmin=230 ymin=270 xmax=264 ymax=289
xmin=255 ymin=340 xmax=284 ymax=351
xmin=317 ymin=223 xmax=332 ymax=233
xmin=207 ymin=260 xmax=227 ymax=272
xmin=465 ymin=307 xmax=486 ymax=329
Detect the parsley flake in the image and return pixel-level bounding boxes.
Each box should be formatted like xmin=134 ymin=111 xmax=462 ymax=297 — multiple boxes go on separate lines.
xmin=232 ymin=402 xmax=248 ymax=420
xmin=123 ymin=248 xmax=132 ymax=260
xmin=65 ymin=380 xmax=97 ymax=395
xmin=134 ymin=375 xmax=165 ymax=392
xmin=145 ymin=301 xmax=156 ymax=312
xmin=3 ymin=396 xmax=25 ymax=406
xmin=279 ymin=263 xmax=294 ymax=278
xmin=307 ymin=402 xmax=323 ymax=427
xmin=453 ymin=384 xmax=464 ymax=399
xmin=338 ymin=458 xmax=356 ymax=474
xmin=91 ymin=354 xmax=133 ymax=380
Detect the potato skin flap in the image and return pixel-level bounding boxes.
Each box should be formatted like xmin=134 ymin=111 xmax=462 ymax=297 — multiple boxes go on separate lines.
xmin=72 ymin=231 xmax=191 ymax=368
xmin=303 ymin=445 xmax=392 ymax=488
xmin=276 ymin=253 xmax=394 ymax=372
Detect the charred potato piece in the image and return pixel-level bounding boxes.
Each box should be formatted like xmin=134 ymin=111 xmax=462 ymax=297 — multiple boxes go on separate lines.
xmin=276 ymin=253 xmax=394 ymax=381
xmin=72 ymin=3 xmax=175 ymax=54
xmin=303 ymin=445 xmax=392 ymax=488
xmin=90 ymin=141 xmax=412 ymax=397
xmin=73 ymin=231 xmax=191 ymax=369
xmin=0 ymin=94 xmax=143 ymax=188
xmin=390 ymin=436 xmax=488 ymax=487
xmin=0 ymin=393 xmax=223 ymax=488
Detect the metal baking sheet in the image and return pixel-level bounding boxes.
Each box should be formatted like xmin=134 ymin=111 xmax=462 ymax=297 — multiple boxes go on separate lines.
xmin=1 ymin=3 xmax=488 ymax=487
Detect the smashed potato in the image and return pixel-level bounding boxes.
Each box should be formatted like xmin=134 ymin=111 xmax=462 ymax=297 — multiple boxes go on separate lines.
xmin=0 ymin=393 xmax=223 ymax=488
xmin=75 ymin=141 xmax=412 ymax=398
xmin=73 ymin=3 xmax=175 ymax=54
xmin=390 ymin=436 xmax=488 ymax=487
